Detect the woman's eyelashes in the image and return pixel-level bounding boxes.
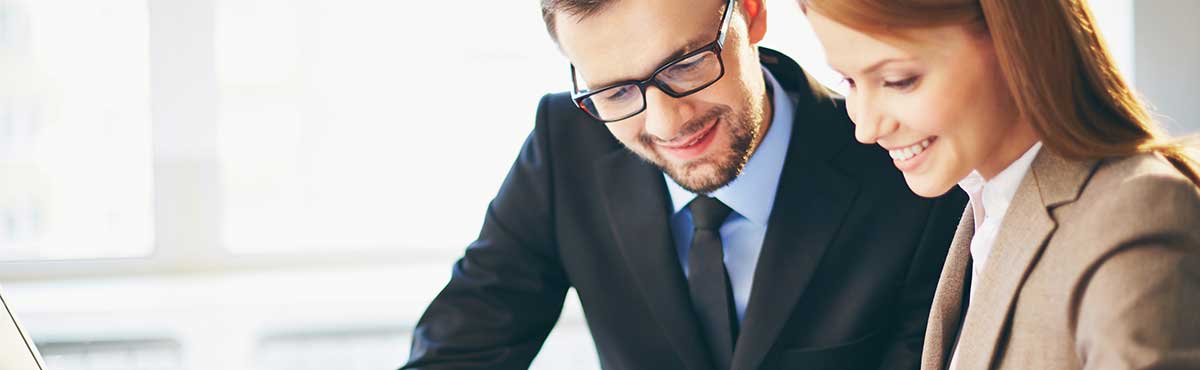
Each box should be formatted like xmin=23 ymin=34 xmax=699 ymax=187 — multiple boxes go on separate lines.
xmin=839 ymin=75 xmax=919 ymax=91
xmin=883 ymin=76 xmax=920 ymax=89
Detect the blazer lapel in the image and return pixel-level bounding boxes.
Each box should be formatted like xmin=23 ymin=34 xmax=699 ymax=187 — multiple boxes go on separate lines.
xmin=731 ymin=59 xmax=862 ymax=370
xmin=951 ymin=150 xmax=1097 ymax=370
xmin=595 ymin=148 xmax=714 ymax=370
xmin=732 ymin=148 xmax=859 ymax=370
xmin=921 ymin=207 xmax=975 ymax=370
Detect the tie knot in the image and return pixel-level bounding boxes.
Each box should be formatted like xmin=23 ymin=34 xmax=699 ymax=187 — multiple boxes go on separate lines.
xmin=689 ymin=195 xmax=732 ymax=231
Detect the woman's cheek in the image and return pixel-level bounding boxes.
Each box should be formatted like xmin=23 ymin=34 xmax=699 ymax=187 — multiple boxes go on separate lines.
xmin=898 ymin=89 xmax=954 ymax=135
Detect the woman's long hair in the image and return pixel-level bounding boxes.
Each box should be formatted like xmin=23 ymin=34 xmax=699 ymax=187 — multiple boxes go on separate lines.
xmin=800 ymin=0 xmax=1200 ymax=185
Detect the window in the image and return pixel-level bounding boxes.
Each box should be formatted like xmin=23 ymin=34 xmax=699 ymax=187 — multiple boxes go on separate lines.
xmin=256 ymin=329 xmax=410 ymax=370
xmin=214 ymin=0 xmax=570 ymax=254
xmin=0 ymin=0 xmax=154 ymax=261
xmin=254 ymin=316 xmax=598 ymax=370
xmin=37 ymin=339 xmax=182 ymax=370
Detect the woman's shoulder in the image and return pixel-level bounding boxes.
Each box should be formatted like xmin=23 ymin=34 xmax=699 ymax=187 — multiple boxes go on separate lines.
xmin=1070 ymin=152 xmax=1200 ymax=242
xmin=1090 ymin=152 xmax=1199 ymax=201
xmin=1055 ymin=153 xmax=1200 ymax=337
xmin=1098 ymin=151 xmax=1194 ymax=183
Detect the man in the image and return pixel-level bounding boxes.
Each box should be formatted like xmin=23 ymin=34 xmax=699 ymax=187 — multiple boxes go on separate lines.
xmin=402 ymin=0 xmax=966 ymax=369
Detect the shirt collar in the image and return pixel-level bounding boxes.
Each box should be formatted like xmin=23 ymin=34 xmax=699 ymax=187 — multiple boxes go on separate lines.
xmin=665 ymin=67 xmax=794 ymax=226
xmin=957 ymin=141 xmax=1043 ymax=227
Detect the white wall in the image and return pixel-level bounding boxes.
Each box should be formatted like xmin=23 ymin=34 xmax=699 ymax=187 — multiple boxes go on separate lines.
xmin=1135 ymin=0 xmax=1200 ymax=134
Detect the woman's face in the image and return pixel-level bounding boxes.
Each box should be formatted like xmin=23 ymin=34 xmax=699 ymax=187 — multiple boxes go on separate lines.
xmin=806 ymin=9 xmax=1035 ymax=197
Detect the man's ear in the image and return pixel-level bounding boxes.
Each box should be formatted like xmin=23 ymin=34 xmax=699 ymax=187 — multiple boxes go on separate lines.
xmin=743 ymin=0 xmax=768 ymax=44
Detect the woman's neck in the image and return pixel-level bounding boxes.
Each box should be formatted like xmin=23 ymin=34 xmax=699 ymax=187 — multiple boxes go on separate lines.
xmin=977 ymin=119 xmax=1041 ymax=180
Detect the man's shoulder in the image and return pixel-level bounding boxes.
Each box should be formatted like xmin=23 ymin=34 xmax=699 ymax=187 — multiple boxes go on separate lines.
xmin=529 ymin=92 xmax=625 ymax=160
xmin=788 ymin=97 xmax=901 ymax=184
xmin=535 ymin=91 xmax=590 ymax=128
xmin=536 ymin=92 xmax=580 ymax=120
xmin=755 ymin=50 xmax=884 ymax=179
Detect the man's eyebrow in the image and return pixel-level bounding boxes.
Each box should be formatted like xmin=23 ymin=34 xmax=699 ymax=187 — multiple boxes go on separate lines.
xmin=588 ymin=35 xmax=713 ymax=89
xmin=653 ymin=36 xmax=712 ymax=72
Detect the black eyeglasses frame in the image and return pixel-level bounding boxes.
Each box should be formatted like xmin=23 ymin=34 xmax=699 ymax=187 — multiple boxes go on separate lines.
xmin=569 ymin=0 xmax=737 ymax=123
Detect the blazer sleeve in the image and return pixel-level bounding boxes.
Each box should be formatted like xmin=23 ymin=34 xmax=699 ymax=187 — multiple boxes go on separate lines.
xmin=401 ymin=94 xmax=570 ymax=370
xmin=1073 ymin=176 xmax=1200 ymax=370
xmin=876 ymin=188 xmax=968 ymax=370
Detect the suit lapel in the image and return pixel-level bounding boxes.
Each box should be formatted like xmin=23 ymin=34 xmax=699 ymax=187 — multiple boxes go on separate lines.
xmin=731 ymin=51 xmax=862 ymax=370
xmin=732 ymin=152 xmax=859 ymax=370
xmin=921 ymin=207 xmax=975 ymax=370
xmin=950 ymin=150 xmax=1097 ymax=370
xmin=595 ymin=148 xmax=714 ymax=370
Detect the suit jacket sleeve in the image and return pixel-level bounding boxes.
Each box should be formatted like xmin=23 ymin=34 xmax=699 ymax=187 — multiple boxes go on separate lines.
xmin=1073 ymin=176 xmax=1200 ymax=370
xmin=877 ymin=188 xmax=968 ymax=370
xmin=402 ymin=94 xmax=570 ymax=370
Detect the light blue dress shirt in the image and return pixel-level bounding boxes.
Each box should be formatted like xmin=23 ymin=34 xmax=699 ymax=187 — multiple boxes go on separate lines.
xmin=664 ymin=67 xmax=795 ymax=323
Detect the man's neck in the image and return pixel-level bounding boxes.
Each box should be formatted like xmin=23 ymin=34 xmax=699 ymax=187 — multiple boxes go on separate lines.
xmin=746 ymin=74 xmax=775 ymax=159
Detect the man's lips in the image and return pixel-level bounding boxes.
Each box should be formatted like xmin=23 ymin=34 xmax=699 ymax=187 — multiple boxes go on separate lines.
xmin=657 ymin=119 xmax=718 ymax=149
xmin=655 ymin=118 xmax=720 ymax=162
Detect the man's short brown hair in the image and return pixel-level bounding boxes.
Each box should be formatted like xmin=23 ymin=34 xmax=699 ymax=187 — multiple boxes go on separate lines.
xmin=540 ymin=0 xmax=619 ymax=41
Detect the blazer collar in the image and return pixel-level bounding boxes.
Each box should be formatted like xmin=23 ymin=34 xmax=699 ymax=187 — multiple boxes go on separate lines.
xmin=923 ymin=148 xmax=1098 ymax=370
xmin=1032 ymin=148 xmax=1098 ymax=209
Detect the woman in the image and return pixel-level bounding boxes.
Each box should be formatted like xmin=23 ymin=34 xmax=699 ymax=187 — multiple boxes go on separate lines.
xmin=798 ymin=0 xmax=1200 ymax=369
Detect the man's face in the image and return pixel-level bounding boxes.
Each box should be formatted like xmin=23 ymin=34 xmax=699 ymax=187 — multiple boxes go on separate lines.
xmin=556 ymin=0 xmax=770 ymax=194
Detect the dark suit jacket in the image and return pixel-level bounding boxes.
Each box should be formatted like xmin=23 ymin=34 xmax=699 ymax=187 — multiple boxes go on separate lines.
xmin=402 ymin=48 xmax=967 ymax=370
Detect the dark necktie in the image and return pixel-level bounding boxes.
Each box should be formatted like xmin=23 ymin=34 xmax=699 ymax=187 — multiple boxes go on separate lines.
xmin=687 ymin=195 xmax=738 ymax=370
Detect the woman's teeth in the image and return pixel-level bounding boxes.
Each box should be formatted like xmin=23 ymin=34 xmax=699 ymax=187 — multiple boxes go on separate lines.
xmin=889 ymin=138 xmax=932 ymax=161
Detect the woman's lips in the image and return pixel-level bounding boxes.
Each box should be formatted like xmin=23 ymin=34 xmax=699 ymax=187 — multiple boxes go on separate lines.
xmin=889 ymin=136 xmax=937 ymax=172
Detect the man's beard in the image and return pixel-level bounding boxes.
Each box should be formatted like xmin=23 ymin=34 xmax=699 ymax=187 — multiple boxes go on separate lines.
xmin=634 ymin=94 xmax=765 ymax=194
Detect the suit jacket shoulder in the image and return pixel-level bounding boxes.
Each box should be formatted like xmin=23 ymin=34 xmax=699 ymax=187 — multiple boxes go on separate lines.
xmin=1050 ymin=152 xmax=1200 ymax=265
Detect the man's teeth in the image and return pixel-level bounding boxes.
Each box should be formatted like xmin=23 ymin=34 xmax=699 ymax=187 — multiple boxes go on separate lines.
xmin=889 ymin=139 xmax=932 ymax=161
xmin=677 ymin=126 xmax=711 ymax=147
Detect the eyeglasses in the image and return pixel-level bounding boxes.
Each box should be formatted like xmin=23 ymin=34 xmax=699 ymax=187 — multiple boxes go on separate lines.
xmin=570 ymin=0 xmax=736 ymax=123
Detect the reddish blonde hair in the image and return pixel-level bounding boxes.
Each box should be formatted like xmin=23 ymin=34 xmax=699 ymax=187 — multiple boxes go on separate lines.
xmin=801 ymin=0 xmax=1200 ymax=185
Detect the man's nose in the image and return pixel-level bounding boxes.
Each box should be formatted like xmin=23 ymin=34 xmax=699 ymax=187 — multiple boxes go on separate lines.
xmin=641 ymin=87 xmax=695 ymax=141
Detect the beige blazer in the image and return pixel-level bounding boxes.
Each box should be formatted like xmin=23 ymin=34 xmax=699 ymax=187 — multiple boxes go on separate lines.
xmin=921 ymin=149 xmax=1200 ymax=370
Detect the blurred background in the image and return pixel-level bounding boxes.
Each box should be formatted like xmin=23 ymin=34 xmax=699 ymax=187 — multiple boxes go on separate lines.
xmin=0 ymin=0 xmax=1195 ymax=369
